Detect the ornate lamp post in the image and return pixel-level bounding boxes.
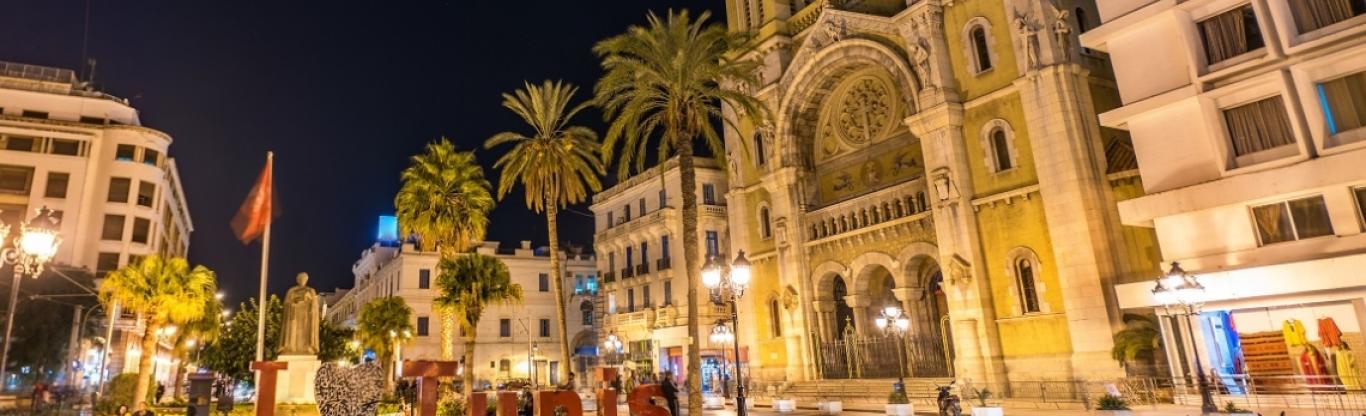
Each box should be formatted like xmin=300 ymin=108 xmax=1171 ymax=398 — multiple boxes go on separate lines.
xmin=702 ymin=251 xmax=751 ymax=416
xmin=0 ymin=207 xmax=63 ymax=390
xmin=874 ymin=305 xmax=911 ymax=381
xmin=603 ymin=331 xmax=625 ymax=365
xmin=1151 ymin=262 xmax=1216 ymax=414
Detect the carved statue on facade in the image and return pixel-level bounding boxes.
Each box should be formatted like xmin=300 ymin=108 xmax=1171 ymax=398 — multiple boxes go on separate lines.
xmin=1014 ymin=11 xmax=1041 ymax=70
xmin=1052 ymin=6 xmax=1073 ymax=61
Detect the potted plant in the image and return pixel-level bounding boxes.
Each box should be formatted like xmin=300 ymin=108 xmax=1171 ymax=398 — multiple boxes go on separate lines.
xmin=968 ymin=388 xmax=1002 ymax=416
xmin=885 ymin=382 xmax=913 ymax=416
xmin=773 ymin=383 xmax=797 ymax=413
xmin=1223 ymin=401 xmax=1255 ymax=416
xmin=1094 ymin=394 xmax=1132 ymax=416
xmin=816 ymin=395 xmax=843 ymax=415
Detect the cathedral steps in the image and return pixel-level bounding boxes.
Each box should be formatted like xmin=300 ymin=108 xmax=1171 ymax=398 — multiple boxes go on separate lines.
xmin=751 ymin=378 xmax=952 ymax=411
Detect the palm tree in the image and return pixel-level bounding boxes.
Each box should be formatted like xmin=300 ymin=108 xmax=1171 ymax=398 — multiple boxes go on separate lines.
xmin=435 ymin=253 xmax=523 ymax=399
xmin=484 ymin=80 xmax=604 ymax=369
xmin=395 ymin=137 xmax=495 ymax=361
xmin=594 ymin=10 xmax=767 ymax=413
xmin=97 ymin=255 xmax=218 ymax=408
xmin=358 ymin=296 xmax=415 ymax=391
xmin=170 ymin=296 xmax=222 ymax=399
xmin=1112 ymin=313 xmax=1161 ymax=373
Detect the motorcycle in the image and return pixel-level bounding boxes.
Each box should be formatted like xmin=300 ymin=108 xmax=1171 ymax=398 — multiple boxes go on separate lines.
xmin=936 ymin=381 xmax=962 ymax=416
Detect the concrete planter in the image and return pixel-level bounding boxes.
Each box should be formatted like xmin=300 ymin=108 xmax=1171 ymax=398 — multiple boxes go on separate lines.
xmin=970 ymin=407 xmax=1004 ymax=416
xmin=703 ymin=396 xmax=725 ymax=409
xmin=774 ymin=399 xmax=797 ymax=412
xmin=1094 ymin=411 xmax=1133 ymax=416
xmin=885 ymin=403 xmax=914 ymax=416
xmin=817 ymin=400 xmax=843 ymax=415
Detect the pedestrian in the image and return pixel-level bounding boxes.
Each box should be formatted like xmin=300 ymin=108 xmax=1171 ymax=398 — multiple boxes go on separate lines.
xmin=660 ymin=372 xmax=680 ymax=416
xmin=155 ymin=383 xmax=166 ymax=405
xmin=132 ymin=402 xmax=156 ymax=416
xmin=558 ymin=372 xmax=577 ymax=391
xmin=115 ymin=404 xmax=130 ymax=416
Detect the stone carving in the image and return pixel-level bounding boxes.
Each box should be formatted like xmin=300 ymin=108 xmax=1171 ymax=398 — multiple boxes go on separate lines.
xmin=893 ymin=152 xmax=920 ymax=174
xmin=861 ymin=160 xmax=883 ymax=186
xmin=808 ymin=18 xmax=846 ymax=50
xmin=281 ymin=272 xmax=320 ymax=355
xmin=1051 ymin=3 xmax=1073 ymax=61
xmin=1014 ymin=11 xmax=1041 ymax=70
xmin=315 ymin=362 xmax=384 ymax=416
xmin=837 ymin=77 xmax=891 ymax=144
xmin=906 ymin=13 xmax=936 ymax=89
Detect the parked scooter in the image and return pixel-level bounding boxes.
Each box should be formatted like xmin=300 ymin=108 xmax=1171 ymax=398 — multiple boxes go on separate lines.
xmin=936 ymin=381 xmax=962 ymax=416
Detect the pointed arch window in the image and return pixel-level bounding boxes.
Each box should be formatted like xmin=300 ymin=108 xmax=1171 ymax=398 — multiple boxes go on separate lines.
xmin=992 ymin=129 xmax=1013 ymax=171
xmin=753 ymin=132 xmax=767 ymax=166
xmin=759 ymin=206 xmax=773 ymax=239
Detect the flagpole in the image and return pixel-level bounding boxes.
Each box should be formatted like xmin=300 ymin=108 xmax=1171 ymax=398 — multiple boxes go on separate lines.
xmin=254 ymin=151 xmax=272 ymax=408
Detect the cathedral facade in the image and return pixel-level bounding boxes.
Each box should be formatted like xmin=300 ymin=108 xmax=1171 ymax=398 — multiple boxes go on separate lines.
xmin=719 ymin=0 xmax=1163 ymax=386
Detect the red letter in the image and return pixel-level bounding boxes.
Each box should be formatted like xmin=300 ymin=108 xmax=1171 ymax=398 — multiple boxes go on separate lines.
xmin=597 ymin=389 xmax=618 ymax=416
xmin=536 ymin=390 xmax=583 ymax=416
xmin=497 ymin=391 xmax=520 ymax=416
xmin=626 ymin=385 xmax=669 ymax=416
xmin=468 ymin=392 xmax=488 ymax=416
xmin=402 ymin=361 xmax=460 ymax=416
xmin=250 ymin=361 xmax=288 ymax=416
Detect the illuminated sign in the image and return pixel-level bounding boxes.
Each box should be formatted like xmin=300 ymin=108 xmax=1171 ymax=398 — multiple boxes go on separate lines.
xmin=377 ymin=215 xmax=399 ymax=244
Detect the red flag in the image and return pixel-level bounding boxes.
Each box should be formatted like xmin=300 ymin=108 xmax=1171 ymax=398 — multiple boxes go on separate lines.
xmin=231 ymin=158 xmax=273 ymax=244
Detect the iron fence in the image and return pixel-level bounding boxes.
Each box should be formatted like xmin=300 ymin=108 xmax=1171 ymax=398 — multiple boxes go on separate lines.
xmin=1169 ymin=374 xmax=1366 ymax=414
xmin=812 ymin=332 xmax=950 ymax=380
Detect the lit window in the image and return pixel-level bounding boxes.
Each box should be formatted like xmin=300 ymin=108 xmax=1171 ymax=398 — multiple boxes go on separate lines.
xmin=1252 ymin=195 xmax=1334 ymax=245
xmin=115 ymin=145 xmax=136 ymax=161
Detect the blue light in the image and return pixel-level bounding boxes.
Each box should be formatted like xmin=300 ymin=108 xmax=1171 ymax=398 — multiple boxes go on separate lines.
xmin=1318 ymin=83 xmax=1340 ymax=135
xmin=377 ymin=216 xmax=399 ymax=244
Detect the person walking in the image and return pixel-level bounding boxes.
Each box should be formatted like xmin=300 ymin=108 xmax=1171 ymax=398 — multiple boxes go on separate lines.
xmin=660 ymin=372 xmax=680 ymax=416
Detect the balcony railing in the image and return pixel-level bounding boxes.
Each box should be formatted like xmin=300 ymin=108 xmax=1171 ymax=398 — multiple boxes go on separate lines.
xmin=656 ymin=258 xmax=671 ymax=270
xmin=603 ymin=271 xmax=616 ymax=283
xmin=636 ymin=264 xmax=649 ymax=275
xmin=621 ymin=267 xmax=634 ymax=278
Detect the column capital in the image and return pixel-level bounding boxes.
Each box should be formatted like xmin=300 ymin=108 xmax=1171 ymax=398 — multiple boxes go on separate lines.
xmin=811 ymin=300 xmax=837 ymax=313
xmin=891 ymin=287 xmax=920 ymax=302
xmin=844 ymin=294 xmax=873 ymax=308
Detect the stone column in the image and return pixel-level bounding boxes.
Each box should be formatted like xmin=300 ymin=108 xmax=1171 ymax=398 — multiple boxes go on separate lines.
xmin=844 ymin=295 xmax=872 ymax=337
xmin=812 ymin=300 xmax=837 ymax=342
xmin=891 ymin=288 xmax=920 ymax=334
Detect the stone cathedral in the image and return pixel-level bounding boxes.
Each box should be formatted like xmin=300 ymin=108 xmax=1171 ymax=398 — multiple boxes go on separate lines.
xmin=719 ymin=0 xmax=1164 ymax=387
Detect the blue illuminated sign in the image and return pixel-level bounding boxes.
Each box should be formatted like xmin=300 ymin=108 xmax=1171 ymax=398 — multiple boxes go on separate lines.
xmin=377 ymin=215 xmax=399 ymax=244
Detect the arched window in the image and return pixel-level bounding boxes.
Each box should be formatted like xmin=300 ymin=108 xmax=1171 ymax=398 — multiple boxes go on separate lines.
xmin=759 ymin=206 xmax=773 ymax=239
xmin=970 ymin=26 xmax=993 ymax=72
xmin=753 ymin=132 xmax=767 ymax=166
xmin=1016 ymin=258 xmax=1041 ymax=313
xmin=769 ymin=298 xmax=783 ymax=338
xmin=991 ymin=129 xmax=1013 ymax=171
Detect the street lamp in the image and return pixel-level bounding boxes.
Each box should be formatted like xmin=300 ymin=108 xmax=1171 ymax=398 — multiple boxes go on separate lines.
xmin=702 ymin=251 xmax=751 ymax=416
xmin=1151 ymin=262 xmax=1216 ymax=414
xmin=0 ymin=207 xmax=63 ymax=391
xmin=874 ymin=305 xmax=911 ymax=383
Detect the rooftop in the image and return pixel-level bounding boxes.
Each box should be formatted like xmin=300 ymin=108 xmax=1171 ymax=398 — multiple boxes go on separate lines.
xmin=591 ymin=156 xmax=722 ymax=204
xmin=0 ymin=60 xmax=129 ymax=104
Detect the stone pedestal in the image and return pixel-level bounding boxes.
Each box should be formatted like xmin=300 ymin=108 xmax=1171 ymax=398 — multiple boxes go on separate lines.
xmin=275 ymin=355 xmax=321 ymax=404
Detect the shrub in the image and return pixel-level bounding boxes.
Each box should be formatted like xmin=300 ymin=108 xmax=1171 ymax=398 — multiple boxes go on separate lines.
xmin=97 ymin=373 xmax=155 ymax=413
xmin=1095 ymin=394 xmax=1129 ymax=410
xmin=886 ymin=385 xmax=909 ymax=405
xmin=970 ymin=388 xmax=992 ymax=407
xmin=1223 ymin=401 xmax=1251 ymax=413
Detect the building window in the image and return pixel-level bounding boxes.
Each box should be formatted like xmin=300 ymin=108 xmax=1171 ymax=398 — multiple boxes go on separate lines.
xmin=1075 ymin=7 xmax=1091 ymax=33
xmin=969 ymin=24 xmax=993 ymax=73
xmin=623 ymin=204 xmax=631 ymax=221
xmin=659 ymin=189 xmax=667 ymax=208
xmin=1317 ymin=71 xmax=1366 ymax=139
xmin=1224 ymin=96 xmax=1295 ymax=158
xmin=753 ymin=132 xmax=767 ymax=166
xmin=108 ymin=177 xmax=131 ymax=203
xmin=991 ymin=129 xmax=1013 ymax=171
xmin=142 ymin=149 xmax=161 ymax=167
xmin=661 ymin=235 xmax=670 ymax=259
xmin=624 ymin=248 xmax=633 ymax=274
xmin=417 ymin=317 xmax=430 ymax=336
xmin=642 ymin=284 xmax=652 ymax=307
xmin=499 ymin=359 xmax=511 ymax=372
xmin=419 ymin=269 xmax=431 ymax=289
xmin=102 ymin=215 xmax=125 ymax=241
xmin=769 ymin=298 xmax=783 ymax=338
xmin=44 ymin=172 xmax=68 ymax=199
xmin=1290 ymin=0 xmax=1366 ymax=33
xmin=639 ymin=198 xmax=646 ymax=215
xmin=639 ymin=242 xmax=649 ymax=269
xmin=581 ymin=301 xmax=594 ymax=325
xmin=49 ymin=139 xmax=81 ymax=156
xmin=1016 ymin=258 xmax=1041 ymax=314
xmin=96 ymin=253 xmax=121 ymax=274
xmin=499 ymin=319 xmax=511 ymax=337
xmin=0 ymin=165 xmax=33 ymax=194
xmin=663 ymin=280 xmax=672 ymax=305
xmin=115 ymin=144 xmax=137 ymax=161
xmin=539 ymin=318 xmax=550 ymax=337
xmin=702 ymin=183 xmax=717 ymax=205
xmin=539 ymin=273 xmax=550 ymax=292
xmin=137 ymin=181 xmax=156 ymax=207
xmin=705 ymin=231 xmax=719 ymax=257
xmin=3 ymin=135 xmax=37 ymax=152
xmin=1198 ymin=4 xmax=1265 ymax=66
xmin=607 ymin=214 xmax=614 ymax=228
xmin=1252 ymin=195 xmax=1334 ymax=245
xmin=20 ymin=110 xmax=48 ymax=119
xmin=759 ymin=207 xmax=773 ymax=239
xmin=627 ymin=288 xmax=635 ymax=312
xmin=1355 ymin=187 xmax=1366 ymax=229
xmin=131 ymin=217 xmax=151 ymax=244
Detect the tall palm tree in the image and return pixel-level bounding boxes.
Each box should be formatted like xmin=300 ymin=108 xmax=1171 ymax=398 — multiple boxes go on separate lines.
xmin=358 ymin=296 xmax=415 ymax=391
xmin=435 ymin=253 xmax=523 ymax=399
xmin=97 ymin=255 xmax=218 ymax=408
xmin=484 ymin=80 xmax=604 ymax=369
xmin=395 ymin=137 xmax=495 ymax=361
xmin=594 ymin=10 xmax=767 ymax=414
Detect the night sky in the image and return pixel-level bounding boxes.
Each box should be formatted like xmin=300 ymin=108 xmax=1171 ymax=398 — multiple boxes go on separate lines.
xmin=0 ymin=0 xmax=724 ymax=305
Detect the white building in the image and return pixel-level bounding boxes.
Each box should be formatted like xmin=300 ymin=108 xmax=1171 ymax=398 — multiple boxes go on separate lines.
xmin=0 ymin=61 xmax=193 ymax=388
xmin=326 ymin=238 xmax=598 ymax=388
xmin=1083 ymin=0 xmax=1366 ymax=395
xmin=589 ymin=157 xmax=734 ymax=390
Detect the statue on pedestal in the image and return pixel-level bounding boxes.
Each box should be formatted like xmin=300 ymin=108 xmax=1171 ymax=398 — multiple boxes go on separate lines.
xmin=282 ymin=272 xmax=320 ymax=356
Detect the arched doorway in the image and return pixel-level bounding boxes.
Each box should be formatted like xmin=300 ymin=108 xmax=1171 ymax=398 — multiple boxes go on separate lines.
xmin=904 ymin=259 xmax=953 ymax=377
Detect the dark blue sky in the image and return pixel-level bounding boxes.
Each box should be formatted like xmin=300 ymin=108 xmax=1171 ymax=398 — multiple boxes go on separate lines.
xmin=0 ymin=0 xmax=724 ymax=305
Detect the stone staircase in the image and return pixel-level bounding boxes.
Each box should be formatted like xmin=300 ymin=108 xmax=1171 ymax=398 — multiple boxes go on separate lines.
xmin=754 ymin=378 xmax=952 ymax=412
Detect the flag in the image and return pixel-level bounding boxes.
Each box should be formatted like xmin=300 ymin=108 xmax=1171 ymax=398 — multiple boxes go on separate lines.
xmin=231 ymin=157 xmax=273 ymax=244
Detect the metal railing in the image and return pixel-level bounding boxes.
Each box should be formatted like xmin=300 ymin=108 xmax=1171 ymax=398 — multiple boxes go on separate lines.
xmin=656 ymin=258 xmax=671 ymax=270
xmin=1168 ymin=373 xmax=1366 ymax=413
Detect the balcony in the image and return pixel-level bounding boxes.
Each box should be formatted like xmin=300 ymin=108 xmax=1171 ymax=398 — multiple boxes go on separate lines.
xmin=621 ymin=267 xmax=634 ymax=279
xmin=656 ymin=258 xmax=671 ymax=270
xmin=603 ymin=271 xmax=616 ymax=283
xmin=635 ymin=264 xmax=649 ymax=275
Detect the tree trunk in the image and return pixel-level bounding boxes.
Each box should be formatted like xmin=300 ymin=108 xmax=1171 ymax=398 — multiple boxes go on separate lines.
xmin=133 ymin=321 xmax=162 ymax=408
xmin=463 ymin=330 xmax=477 ymax=399
xmin=383 ymin=349 xmax=395 ymax=393
xmin=546 ymin=200 xmax=574 ymax=376
xmin=678 ymin=141 xmax=704 ymax=416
